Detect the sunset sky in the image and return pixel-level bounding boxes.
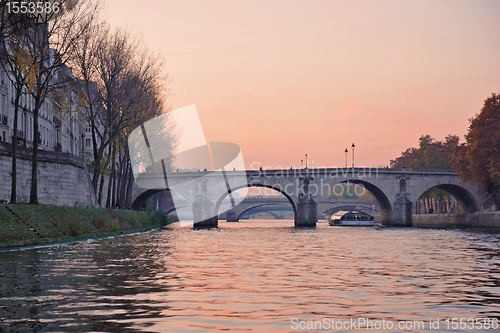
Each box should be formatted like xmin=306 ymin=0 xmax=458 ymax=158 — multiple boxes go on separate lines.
xmin=106 ymin=0 xmax=500 ymax=169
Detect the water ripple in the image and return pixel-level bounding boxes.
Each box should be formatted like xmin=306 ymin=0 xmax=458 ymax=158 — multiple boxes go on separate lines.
xmin=0 ymin=222 xmax=499 ymax=332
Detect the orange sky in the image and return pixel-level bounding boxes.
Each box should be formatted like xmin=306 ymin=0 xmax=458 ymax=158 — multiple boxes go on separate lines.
xmin=106 ymin=0 xmax=500 ymax=169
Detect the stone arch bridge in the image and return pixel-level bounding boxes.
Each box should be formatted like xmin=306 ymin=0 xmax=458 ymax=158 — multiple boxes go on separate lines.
xmin=217 ymin=196 xmax=379 ymax=222
xmin=131 ymin=167 xmax=490 ymax=228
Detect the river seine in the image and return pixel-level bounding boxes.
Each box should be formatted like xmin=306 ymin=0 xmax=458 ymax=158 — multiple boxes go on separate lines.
xmin=1 ymin=220 xmax=500 ymax=332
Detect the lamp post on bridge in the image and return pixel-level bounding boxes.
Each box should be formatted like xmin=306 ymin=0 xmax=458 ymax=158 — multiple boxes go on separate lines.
xmin=351 ymin=143 xmax=355 ymax=168
xmin=305 ymin=154 xmax=308 ymax=169
xmin=345 ymin=148 xmax=348 ymax=168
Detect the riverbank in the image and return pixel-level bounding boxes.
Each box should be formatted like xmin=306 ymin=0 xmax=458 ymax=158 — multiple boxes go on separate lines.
xmin=0 ymin=204 xmax=176 ymax=248
xmin=413 ymin=211 xmax=500 ymax=229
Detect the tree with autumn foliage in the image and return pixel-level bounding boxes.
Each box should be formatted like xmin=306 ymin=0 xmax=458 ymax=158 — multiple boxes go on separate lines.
xmin=452 ymin=93 xmax=500 ymax=190
xmin=0 ymin=0 xmax=100 ymax=204
xmin=0 ymin=7 xmax=38 ymax=204
xmin=70 ymin=22 xmax=170 ymax=206
xmin=390 ymin=134 xmax=464 ymax=213
xmin=390 ymin=134 xmax=460 ymax=169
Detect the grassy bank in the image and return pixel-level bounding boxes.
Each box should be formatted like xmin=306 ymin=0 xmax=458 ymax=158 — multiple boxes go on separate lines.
xmin=0 ymin=204 xmax=177 ymax=248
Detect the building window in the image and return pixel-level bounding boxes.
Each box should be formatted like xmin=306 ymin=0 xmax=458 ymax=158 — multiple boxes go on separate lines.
xmin=85 ymin=138 xmax=91 ymax=147
xmin=86 ymin=125 xmax=91 ymax=132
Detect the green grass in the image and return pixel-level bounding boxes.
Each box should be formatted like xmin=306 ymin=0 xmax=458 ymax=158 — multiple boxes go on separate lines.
xmin=0 ymin=207 xmax=35 ymax=241
xmin=0 ymin=205 xmax=177 ymax=247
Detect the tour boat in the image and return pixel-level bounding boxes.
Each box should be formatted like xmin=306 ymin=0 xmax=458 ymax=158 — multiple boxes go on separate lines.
xmin=329 ymin=210 xmax=375 ymax=226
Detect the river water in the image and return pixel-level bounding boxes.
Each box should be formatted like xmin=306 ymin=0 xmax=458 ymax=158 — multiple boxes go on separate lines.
xmin=0 ymin=220 xmax=500 ymax=332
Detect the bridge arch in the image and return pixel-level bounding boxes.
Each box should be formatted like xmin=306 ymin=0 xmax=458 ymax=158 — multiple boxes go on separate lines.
xmin=339 ymin=180 xmax=393 ymax=224
xmin=131 ymin=189 xmax=166 ymax=211
xmin=131 ymin=189 xmax=190 ymax=215
xmin=414 ymin=184 xmax=479 ymax=213
xmin=214 ymin=184 xmax=298 ymax=224
xmin=238 ymin=204 xmax=293 ymax=221
xmin=266 ymin=212 xmax=281 ymax=219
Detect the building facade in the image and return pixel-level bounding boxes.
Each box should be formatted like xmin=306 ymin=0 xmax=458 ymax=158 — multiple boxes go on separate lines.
xmin=0 ymin=66 xmax=87 ymax=158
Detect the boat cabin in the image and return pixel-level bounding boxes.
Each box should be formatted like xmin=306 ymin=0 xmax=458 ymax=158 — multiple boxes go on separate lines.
xmin=329 ymin=210 xmax=375 ymax=226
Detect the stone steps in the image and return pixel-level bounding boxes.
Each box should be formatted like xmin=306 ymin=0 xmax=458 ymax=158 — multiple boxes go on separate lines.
xmin=2 ymin=205 xmax=45 ymax=239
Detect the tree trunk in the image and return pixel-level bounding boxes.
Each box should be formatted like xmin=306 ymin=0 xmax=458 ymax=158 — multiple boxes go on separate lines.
xmin=120 ymin=159 xmax=131 ymax=209
xmin=106 ymin=144 xmax=116 ymax=208
xmin=115 ymin=145 xmax=122 ymax=207
xmin=98 ymin=173 xmax=105 ymax=206
xmin=92 ymin=144 xmax=105 ymax=192
xmin=10 ymin=91 xmax=21 ymax=204
xmin=125 ymin=168 xmax=134 ymax=209
xmin=118 ymin=157 xmax=128 ymax=208
xmin=111 ymin=166 xmax=116 ymax=207
xmin=117 ymin=147 xmax=129 ymax=208
xmin=111 ymin=143 xmax=118 ymax=207
xmin=29 ymin=96 xmax=42 ymax=205
xmin=106 ymin=167 xmax=113 ymax=208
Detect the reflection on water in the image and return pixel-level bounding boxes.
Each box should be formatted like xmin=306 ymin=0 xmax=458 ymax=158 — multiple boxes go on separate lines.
xmin=0 ymin=220 xmax=500 ymax=332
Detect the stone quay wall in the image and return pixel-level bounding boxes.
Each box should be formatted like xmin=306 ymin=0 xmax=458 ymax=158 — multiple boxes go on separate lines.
xmin=0 ymin=142 xmax=98 ymax=207
xmin=413 ymin=211 xmax=500 ymax=229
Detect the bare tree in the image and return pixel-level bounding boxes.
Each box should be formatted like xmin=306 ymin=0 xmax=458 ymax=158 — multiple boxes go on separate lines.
xmin=23 ymin=0 xmax=99 ymax=204
xmin=0 ymin=6 xmax=35 ymax=203
xmin=70 ymin=23 xmax=170 ymax=206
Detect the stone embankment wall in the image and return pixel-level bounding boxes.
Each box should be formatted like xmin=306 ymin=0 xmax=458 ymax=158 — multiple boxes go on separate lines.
xmin=413 ymin=212 xmax=500 ymax=229
xmin=0 ymin=142 xmax=98 ymax=206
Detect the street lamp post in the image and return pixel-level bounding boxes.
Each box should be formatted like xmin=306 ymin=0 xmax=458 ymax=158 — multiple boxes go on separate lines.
xmin=345 ymin=148 xmax=348 ymax=168
xmin=305 ymin=154 xmax=308 ymax=168
xmin=351 ymin=143 xmax=355 ymax=168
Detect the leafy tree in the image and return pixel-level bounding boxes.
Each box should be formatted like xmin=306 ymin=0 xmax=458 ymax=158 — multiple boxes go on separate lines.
xmin=452 ymin=93 xmax=500 ymax=187
xmin=327 ymin=183 xmax=375 ymax=200
xmin=390 ymin=134 xmax=460 ymax=169
xmin=391 ymin=134 xmax=463 ymax=212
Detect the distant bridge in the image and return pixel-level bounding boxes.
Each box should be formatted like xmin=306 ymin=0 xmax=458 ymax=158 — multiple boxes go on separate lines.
xmin=131 ymin=167 xmax=491 ymax=227
xmin=217 ymin=197 xmax=378 ymax=221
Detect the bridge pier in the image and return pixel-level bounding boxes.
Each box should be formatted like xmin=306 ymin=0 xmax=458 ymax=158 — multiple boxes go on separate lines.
xmin=392 ymin=194 xmax=412 ymax=226
xmin=296 ymin=197 xmax=317 ymax=226
xmin=225 ymin=212 xmax=239 ymax=222
xmin=296 ymin=175 xmax=317 ymax=227
xmin=193 ymin=195 xmax=218 ymax=228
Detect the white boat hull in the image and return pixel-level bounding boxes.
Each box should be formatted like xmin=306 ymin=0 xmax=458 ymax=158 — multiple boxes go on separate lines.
xmin=331 ymin=220 xmax=375 ymax=226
